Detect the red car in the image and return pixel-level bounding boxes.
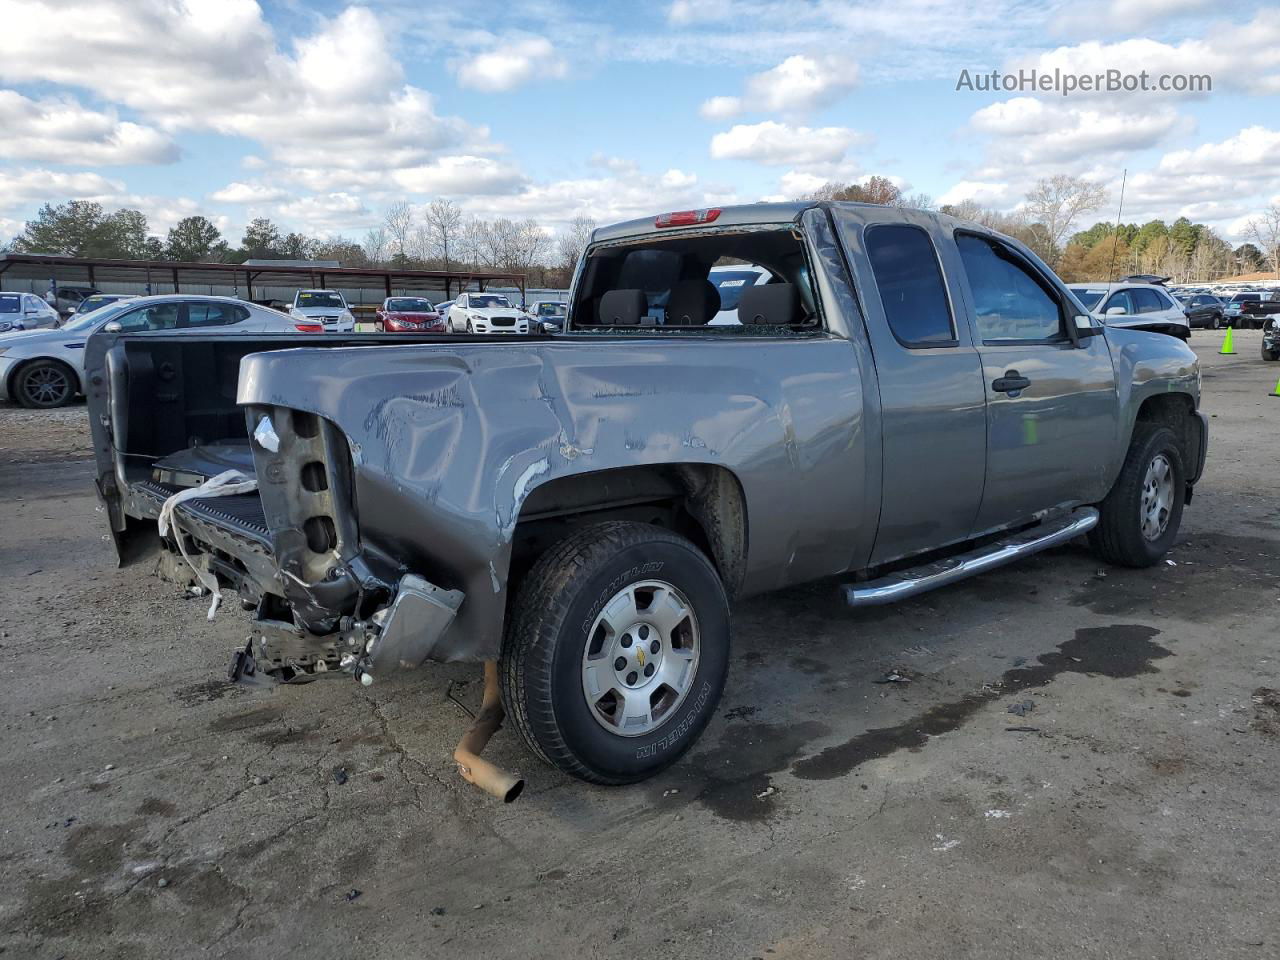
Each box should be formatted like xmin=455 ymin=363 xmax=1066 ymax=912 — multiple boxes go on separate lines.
xmin=375 ymin=296 xmax=446 ymax=332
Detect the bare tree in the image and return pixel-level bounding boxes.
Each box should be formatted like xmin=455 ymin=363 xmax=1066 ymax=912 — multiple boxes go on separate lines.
xmin=383 ymin=200 xmax=415 ymax=260
xmin=1246 ymin=204 xmax=1280 ymax=281
xmin=425 ymin=199 xmax=463 ymax=273
xmin=1022 ymin=175 xmax=1110 ymax=267
xmin=362 ymin=226 xmax=389 ymax=265
xmin=557 ymin=215 xmax=597 ymax=272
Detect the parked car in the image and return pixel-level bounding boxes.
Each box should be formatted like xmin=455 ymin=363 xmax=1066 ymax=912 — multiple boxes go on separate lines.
xmin=708 ymin=264 xmax=771 ymax=324
xmin=289 ymin=289 xmax=355 ymax=332
xmin=1177 ymin=293 xmax=1226 ymax=329
xmin=1068 ymin=282 xmax=1190 ymax=339
xmin=526 ymin=299 xmax=568 ymax=333
xmin=0 ymin=292 xmax=61 ymax=333
xmin=375 ymin=297 xmax=445 ymax=333
xmin=446 ymin=292 xmax=529 ymax=334
xmin=1 ymin=295 xmax=295 ymax=408
xmin=70 ymin=293 xmax=137 ymax=318
xmin=86 ymin=201 xmax=1207 ymax=795
xmin=1263 ymin=316 xmax=1279 ymax=361
xmin=49 ymin=285 xmax=100 ymax=319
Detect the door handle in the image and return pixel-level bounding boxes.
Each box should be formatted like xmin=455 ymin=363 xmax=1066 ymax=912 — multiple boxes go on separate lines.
xmin=992 ymin=370 xmax=1031 ymax=395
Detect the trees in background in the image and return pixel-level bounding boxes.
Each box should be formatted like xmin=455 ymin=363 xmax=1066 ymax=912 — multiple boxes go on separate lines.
xmin=11 ymin=201 xmax=163 ymax=259
xmin=1246 ymin=204 xmax=1280 ymax=280
xmin=801 ymin=175 xmax=932 ymax=210
xmin=164 ymin=216 xmax=228 ymax=262
xmin=1020 ymin=175 xmax=1109 ymax=268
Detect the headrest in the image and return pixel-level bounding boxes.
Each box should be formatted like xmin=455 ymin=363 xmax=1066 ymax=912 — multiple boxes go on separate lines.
xmin=738 ymin=283 xmax=800 ymax=325
xmin=598 ymin=289 xmax=646 ymax=325
xmin=666 ymin=278 xmax=721 ymax=325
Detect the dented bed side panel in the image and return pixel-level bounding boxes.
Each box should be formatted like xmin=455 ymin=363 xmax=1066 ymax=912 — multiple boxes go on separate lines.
xmin=236 ymin=337 xmax=867 ymax=660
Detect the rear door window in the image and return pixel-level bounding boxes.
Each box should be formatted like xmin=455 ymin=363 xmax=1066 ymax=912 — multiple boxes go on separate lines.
xmin=184 ymin=303 xmax=248 ymax=328
xmin=956 ymin=233 xmax=1065 ymax=341
xmin=865 ymin=225 xmax=955 ymax=346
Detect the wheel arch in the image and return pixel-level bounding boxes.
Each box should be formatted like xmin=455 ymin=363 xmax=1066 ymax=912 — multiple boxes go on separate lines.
xmin=7 ymin=354 xmax=82 ymax=403
xmin=1132 ymin=392 xmax=1204 ymax=486
xmin=510 ymin=463 xmax=749 ymax=599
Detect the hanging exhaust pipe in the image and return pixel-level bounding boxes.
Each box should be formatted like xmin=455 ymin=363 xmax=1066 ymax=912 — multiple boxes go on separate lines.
xmin=453 ymin=661 xmax=525 ymax=803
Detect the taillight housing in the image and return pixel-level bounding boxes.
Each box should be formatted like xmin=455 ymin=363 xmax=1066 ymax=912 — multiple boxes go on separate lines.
xmin=655 ymin=208 xmax=721 ymax=228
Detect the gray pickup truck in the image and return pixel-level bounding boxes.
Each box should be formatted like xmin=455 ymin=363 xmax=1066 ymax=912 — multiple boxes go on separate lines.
xmin=87 ymin=201 xmax=1207 ymax=793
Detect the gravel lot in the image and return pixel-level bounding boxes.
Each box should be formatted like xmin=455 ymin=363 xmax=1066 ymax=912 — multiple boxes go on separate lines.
xmin=1 ymin=330 xmax=1278 ymax=959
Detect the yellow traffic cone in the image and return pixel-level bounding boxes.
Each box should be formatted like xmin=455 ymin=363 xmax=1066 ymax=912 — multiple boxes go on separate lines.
xmin=1219 ymin=327 xmax=1235 ymax=355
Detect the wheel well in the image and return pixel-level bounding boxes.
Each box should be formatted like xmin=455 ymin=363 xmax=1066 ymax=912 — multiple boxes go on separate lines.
xmin=510 ymin=464 xmax=748 ymax=597
xmin=8 ymin=356 xmax=82 ymax=398
xmin=1134 ymin=393 xmax=1200 ymax=478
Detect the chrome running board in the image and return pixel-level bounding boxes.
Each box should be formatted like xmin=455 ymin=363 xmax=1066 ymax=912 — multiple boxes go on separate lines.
xmin=844 ymin=508 xmax=1099 ymax=607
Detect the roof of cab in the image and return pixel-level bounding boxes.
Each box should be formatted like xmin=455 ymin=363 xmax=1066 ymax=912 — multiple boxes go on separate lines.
xmin=591 ymin=200 xmax=986 ymax=246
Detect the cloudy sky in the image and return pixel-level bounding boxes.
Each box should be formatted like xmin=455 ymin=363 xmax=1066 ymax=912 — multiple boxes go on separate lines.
xmin=0 ymin=0 xmax=1277 ymax=247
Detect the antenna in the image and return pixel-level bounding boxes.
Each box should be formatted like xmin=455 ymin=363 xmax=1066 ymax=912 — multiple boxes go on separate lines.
xmin=1106 ymin=168 xmax=1127 ymax=285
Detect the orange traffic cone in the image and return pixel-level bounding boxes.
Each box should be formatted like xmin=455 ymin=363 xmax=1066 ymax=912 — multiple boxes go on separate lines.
xmin=1219 ymin=327 xmax=1236 ymax=355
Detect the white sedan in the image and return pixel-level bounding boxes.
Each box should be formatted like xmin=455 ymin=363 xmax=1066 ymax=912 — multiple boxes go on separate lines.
xmin=0 ymin=292 xmax=60 ymax=333
xmin=447 ymin=292 xmax=529 ymax=334
xmin=0 ymin=295 xmax=295 ymax=408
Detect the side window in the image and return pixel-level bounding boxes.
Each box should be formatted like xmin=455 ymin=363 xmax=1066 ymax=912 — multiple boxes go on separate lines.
xmin=956 ymin=233 xmax=1065 ymax=341
xmin=1102 ymin=291 xmax=1133 ymax=315
xmin=1131 ymin=289 xmax=1164 ymax=314
xmin=184 ymin=303 xmax=247 ymax=328
xmin=115 ymin=303 xmax=182 ymax=332
xmin=865 ymin=224 xmax=955 ymax=346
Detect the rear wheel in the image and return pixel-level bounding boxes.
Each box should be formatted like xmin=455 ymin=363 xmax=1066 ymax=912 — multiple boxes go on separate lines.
xmin=1210 ymin=313 xmax=1222 ymax=330
xmin=1089 ymin=424 xmax=1185 ymax=568
xmin=501 ymin=521 xmax=730 ymax=785
xmin=14 ymin=359 xmax=76 ymax=408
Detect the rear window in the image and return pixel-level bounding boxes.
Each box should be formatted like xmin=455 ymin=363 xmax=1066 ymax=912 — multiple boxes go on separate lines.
xmin=710 ymin=270 xmax=764 ymax=311
xmin=1232 ymin=293 xmax=1258 ymax=302
xmin=0 ymin=294 xmax=19 ymax=314
xmin=865 ymin=225 xmax=955 ymax=346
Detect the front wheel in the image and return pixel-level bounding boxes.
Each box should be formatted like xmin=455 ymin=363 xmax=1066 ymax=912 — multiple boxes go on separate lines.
xmin=1263 ymin=344 xmax=1279 ymax=361
xmin=501 ymin=521 xmax=730 ymax=785
xmin=14 ymin=359 xmax=76 ymax=408
xmin=1089 ymin=424 xmax=1185 ymax=568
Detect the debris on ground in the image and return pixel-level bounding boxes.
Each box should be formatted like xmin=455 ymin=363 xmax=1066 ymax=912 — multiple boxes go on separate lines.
xmin=756 ymin=785 xmax=777 ymax=800
xmin=430 ymin=907 xmax=446 ymax=916
xmin=345 ymin=889 xmax=362 ymax=902
xmin=1007 ymin=700 xmax=1035 ymax=717
xmin=333 ymin=767 xmax=349 ymax=786
xmin=984 ymin=809 xmax=1012 ymax=819
xmin=1005 ymin=726 xmax=1040 ymax=733
xmin=873 ymin=669 xmax=913 ymax=684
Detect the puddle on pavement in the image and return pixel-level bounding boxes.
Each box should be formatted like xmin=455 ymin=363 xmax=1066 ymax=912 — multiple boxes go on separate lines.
xmin=792 ymin=624 xmax=1170 ymax=781
xmin=678 ymin=720 xmax=830 ymax=823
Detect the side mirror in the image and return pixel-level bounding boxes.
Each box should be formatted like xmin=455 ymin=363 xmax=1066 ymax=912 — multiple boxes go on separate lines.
xmin=1105 ymin=306 xmax=1127 ymax=316
xmin=103 ymin=321 xmax=123 ymax=333
xmin=1073 ymin=314 xmax=1104 ymax=341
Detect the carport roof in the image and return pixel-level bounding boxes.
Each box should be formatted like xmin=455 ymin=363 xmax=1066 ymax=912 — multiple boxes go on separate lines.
xmin=0 ymin=253 xmax=526 ymax=296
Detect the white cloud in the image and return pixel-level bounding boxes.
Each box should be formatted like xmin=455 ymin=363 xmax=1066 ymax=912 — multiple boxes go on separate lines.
xmin=0 ymin=91 xmax=177 ymax=165
xmin=710 ymin=121 xmax=866 ymax=166
xmin=455 ymin=37 xmax=567 ymax=93
xmin=970 ymin=97 xmax=1185 ymax=164
xmin=0 ymin=168 xmax=125 ymax=211
xmin=1012 ymin=10 xmax=1280 ymax=100
xmin=1155 ymin=125 xmax=1280 ymax=178
xmin=208 ymin=181 xmax=290 ymax=204
xmin=274 ymin=192 xmax=374 ymax=232
xmin=666 ymin=0 xmax=733 ymax=25
xmin=936 ymin=180 xmax=1019 ymax=209
xmin=700 ymin=54 xmax=858 ymax=120
xmin=392 ymin=156 xmax=528 ymax=196
xmin=0 ymin=2 xmax=501 ymax=194
xmin=1054 ymin=0 xmax=1216 ymax=34
xmin=699 ymin=95 xmax=742 ymax=120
